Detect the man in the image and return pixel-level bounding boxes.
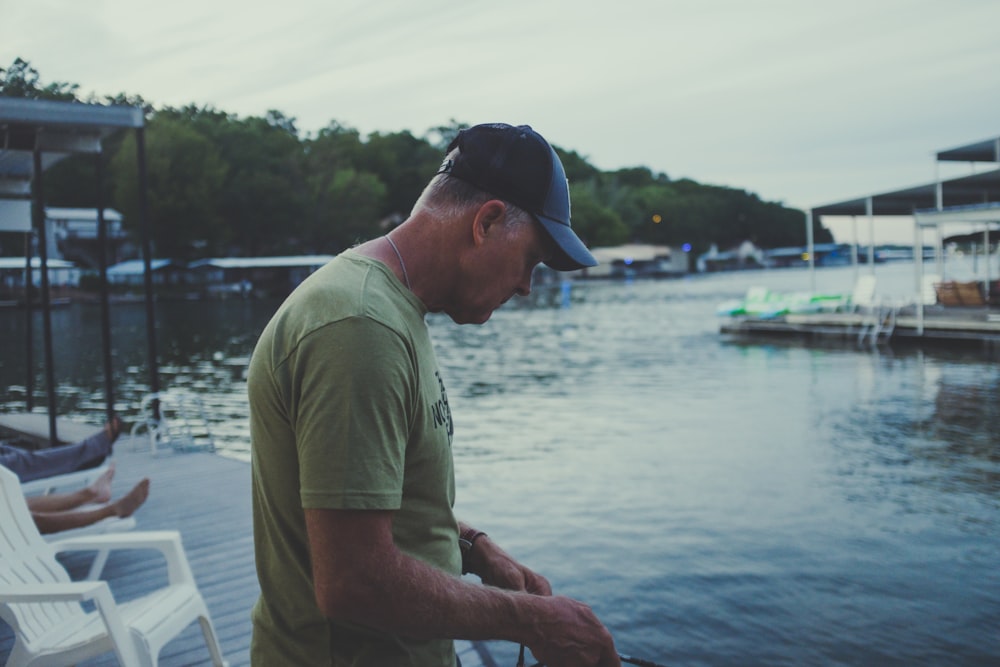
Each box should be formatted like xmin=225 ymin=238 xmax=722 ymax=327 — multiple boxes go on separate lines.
xmin=249 ymin=123 xmax=620 ymax=666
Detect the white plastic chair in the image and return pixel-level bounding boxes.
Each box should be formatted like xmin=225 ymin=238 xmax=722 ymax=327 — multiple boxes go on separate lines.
xmin=0 ymin=465 xmax=227 ymax=667
xmin=130 ymin=392 xmax=215 ymax=456
xmin=20 ymin=459 xmax=113 ymax=497
xmin=8 ymin=461 xmax=136 ymax=580
xmin=849 ymin=274 xmax=878 ymax=311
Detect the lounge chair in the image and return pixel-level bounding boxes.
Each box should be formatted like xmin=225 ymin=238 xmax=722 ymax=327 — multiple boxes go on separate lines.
xmin=19 ymin=459 xmax=113 ymax=497
xmin=2 ymin=462 xmax=138 ymax=581
xmin=848 ymin=275 xmax=878 ymax=312
xmin=0 ymin=465 xmax=227 ymax=667
xmin=130 ymin=392 xmax=215 ymax=456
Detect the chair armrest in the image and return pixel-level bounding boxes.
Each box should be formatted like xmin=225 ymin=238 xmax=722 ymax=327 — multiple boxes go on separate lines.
xmin=49 ymin=530 xmax=197 ymax=585
xmin=21 ymin=460 xmax=113 ymax=497
xmin=0 ymin=580 xmax=108 ymax=603
xmin=0 ymin=581 xmax=145 ymax=664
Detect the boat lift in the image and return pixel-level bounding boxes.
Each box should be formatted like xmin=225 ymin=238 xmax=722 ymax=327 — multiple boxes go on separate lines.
xmin=806 ymin=135 xmax=1000 ymax=336
xmin=0 ymin=98 xmax=161 ymax=445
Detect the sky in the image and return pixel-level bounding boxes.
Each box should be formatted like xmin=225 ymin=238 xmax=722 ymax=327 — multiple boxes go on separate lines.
xmin=3 ymin=0 xmax=999 ymax=244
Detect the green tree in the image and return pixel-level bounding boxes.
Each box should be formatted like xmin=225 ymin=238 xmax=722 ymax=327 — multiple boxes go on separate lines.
xmin=556 ymin=147 xmax=603 ymax=185
xmin=568 ymin=184 xmax=629 ymax=247
xmin=110 ymin=116 xmax=227 ymax=259
xmin=309 ymin=168 xmax=387 ymax=251
xmin=302 ymin=122 xmax=368 ymax=251
xmin=210 ymin=111 xmax=307 ymax=256
xmin=0 ymin=57 xmax=78 ymax=100
xmin=356 ymin=130 xmax=442 ymax=218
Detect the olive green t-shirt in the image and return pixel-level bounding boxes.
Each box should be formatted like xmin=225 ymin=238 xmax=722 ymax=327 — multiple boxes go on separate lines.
xmin=248 ymin=251 xmax=460 ymax=666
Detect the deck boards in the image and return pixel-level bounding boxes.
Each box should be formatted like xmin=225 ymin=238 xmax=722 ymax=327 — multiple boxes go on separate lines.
xmin=0 ymin=436 xmax=496 ymax=666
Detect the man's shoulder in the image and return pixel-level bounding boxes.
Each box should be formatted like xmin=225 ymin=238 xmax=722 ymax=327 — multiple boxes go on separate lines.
xmin=265 ymin=255 xmax=421 ymax=353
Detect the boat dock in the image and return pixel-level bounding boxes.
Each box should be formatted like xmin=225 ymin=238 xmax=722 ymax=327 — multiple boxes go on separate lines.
xmin=720 ymin=303 xmax=1000 ymax=350
xmin=0 ymin=433 xmax=498 ymax=666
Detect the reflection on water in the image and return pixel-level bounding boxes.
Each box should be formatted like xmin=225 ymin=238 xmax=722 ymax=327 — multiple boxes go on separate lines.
xmin=1 ymin=262 xmax=998 ymax=665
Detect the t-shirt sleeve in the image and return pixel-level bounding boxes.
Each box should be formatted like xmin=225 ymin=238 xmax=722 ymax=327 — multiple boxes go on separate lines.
xmin=289 ymin=316 xmax=415 ymax=510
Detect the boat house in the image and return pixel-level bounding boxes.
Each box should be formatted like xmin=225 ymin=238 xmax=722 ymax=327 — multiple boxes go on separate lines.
xmin=187 ymin=255 xmax=334 ymax=297
xmin=721 ymin=134 xmax=999 ymax=349
xmin=0 ymin=97 xmax=162 ymax=444
xmin=39 ymin=207 xmax=128 ymax=268
xmin=588 ymin=244 xmax=689 ymax=278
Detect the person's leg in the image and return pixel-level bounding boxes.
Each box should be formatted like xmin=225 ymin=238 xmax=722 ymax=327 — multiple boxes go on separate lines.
xmin=26 ymin=463 xmax=116 ymax=513
xmin=31 ymin=477 xmax=150 ymax=535
xmin=0 ymin=417 xmax=121 ymax=483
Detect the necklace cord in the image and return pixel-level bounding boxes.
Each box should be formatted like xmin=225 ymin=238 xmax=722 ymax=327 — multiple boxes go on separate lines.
xmin=385 ymin=235 xmax=411 ymax=290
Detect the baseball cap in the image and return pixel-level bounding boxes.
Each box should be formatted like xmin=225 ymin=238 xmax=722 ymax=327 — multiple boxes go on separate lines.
xmin=438 ymin=123 xmax=598 ymax=271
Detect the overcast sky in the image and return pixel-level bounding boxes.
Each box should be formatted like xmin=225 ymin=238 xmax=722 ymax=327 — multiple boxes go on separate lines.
xmin=3 ymin=0 xmax=999 ymax=243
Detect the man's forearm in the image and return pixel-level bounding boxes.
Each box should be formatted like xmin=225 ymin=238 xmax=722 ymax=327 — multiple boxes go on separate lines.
xmin=321 ymin=536 xmax=540 ymax=643
xmin=307 ymin=509 xmax=617 ymax=665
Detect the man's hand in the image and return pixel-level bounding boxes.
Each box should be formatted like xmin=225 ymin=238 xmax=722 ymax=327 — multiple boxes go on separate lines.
xmin=525 ymin=595 xmax=621 ymax=667
xmin=463 ymin=532 xmax=619 ymax=666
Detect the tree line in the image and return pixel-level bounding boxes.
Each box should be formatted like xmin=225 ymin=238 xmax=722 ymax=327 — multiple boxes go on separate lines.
xmin=1 ymin=58 xmax=833 ymax=264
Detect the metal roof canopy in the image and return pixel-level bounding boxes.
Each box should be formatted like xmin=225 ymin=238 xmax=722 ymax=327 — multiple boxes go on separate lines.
xmin=811 ymin=168 xmax=1000 ymax=217
xmin=1 ymin=98 xmax=143 ymax=196
xmin=0 ymin=97 xmax=159 ymax=444
xmin=936 ymin=136 xmax=1000 ymax=163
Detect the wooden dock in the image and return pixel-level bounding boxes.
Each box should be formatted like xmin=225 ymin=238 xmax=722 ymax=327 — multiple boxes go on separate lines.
xmin=720 ymin=304 xmax=1000 ymax=351
xmin=0 ymin=435 xmax=498 ymax=666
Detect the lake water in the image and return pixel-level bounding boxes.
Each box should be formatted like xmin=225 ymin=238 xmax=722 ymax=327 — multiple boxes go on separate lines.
xmin=2 ymin=261 xmax=998 ymax=666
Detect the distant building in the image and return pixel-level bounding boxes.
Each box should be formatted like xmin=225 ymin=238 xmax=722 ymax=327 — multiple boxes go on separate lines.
xmin=0 ymin=257 xmax=80 ymax=290
xmin=587 ymin=244 xmax=689 ymax=278
xmin=107 ymin=259 xmax=185 ymax=286
xmin=697 ymin=241 xmax=766 ymax=272
xmin=765 ymin=243 xmax=853 ymax=268
xmin=38 ymin=208 xmax=128 ymax=269
xmin=187 ymin=255 xmax=334 ymax=297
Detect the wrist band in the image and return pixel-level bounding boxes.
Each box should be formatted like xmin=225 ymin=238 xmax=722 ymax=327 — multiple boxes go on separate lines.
xmin=459 ymin=528 xmax=487 ymax=574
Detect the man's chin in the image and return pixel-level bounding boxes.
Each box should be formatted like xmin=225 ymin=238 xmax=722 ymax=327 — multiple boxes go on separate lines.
xmin=448 ymin=309 xmax=494 ymax=326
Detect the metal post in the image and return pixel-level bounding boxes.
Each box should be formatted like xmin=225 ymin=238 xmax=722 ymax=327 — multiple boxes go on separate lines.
xmin=936 ymin=225 xmax=944 ymax=280
xmin=23 ymin=233 xmax=34 ymax=411
xmin=984 ymin=227 xmax=991 ymax=298
xmin=866 ymin=197 xmax=875 ymax=274
xmin=96 ymin=152 xmax=115 ymax=421
xmin=935 ymin=161 xmax=945 ymax=281
xmin=32 ymin=146 xmax=58 ymax=444
xmin=806 ymin=209 xmax=815 ymax=293
xmin=914 ymin=220 xmax=924 ymax=335
xmin=135 ymin=127 xmax=161 ymax=412
xmin=851 ymin=215 xmax=859 ymax=283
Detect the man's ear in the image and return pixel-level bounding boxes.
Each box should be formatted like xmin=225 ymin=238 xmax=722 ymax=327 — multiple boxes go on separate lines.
xmin=471 ymin=200 xmax=507 ymax=246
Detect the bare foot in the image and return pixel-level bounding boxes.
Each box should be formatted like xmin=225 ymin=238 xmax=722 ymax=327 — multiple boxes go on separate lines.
xmin=112 ymin=478 xmax=150 ymax=518
xmin=104 ymin=415 xmax=123 ymax=444
xmin=86 ymin=462 xmax=116 ymax=504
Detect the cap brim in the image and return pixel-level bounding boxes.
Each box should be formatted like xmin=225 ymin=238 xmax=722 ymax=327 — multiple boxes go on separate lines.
xmin=535 ymin=214 xmax=598 ymax=271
